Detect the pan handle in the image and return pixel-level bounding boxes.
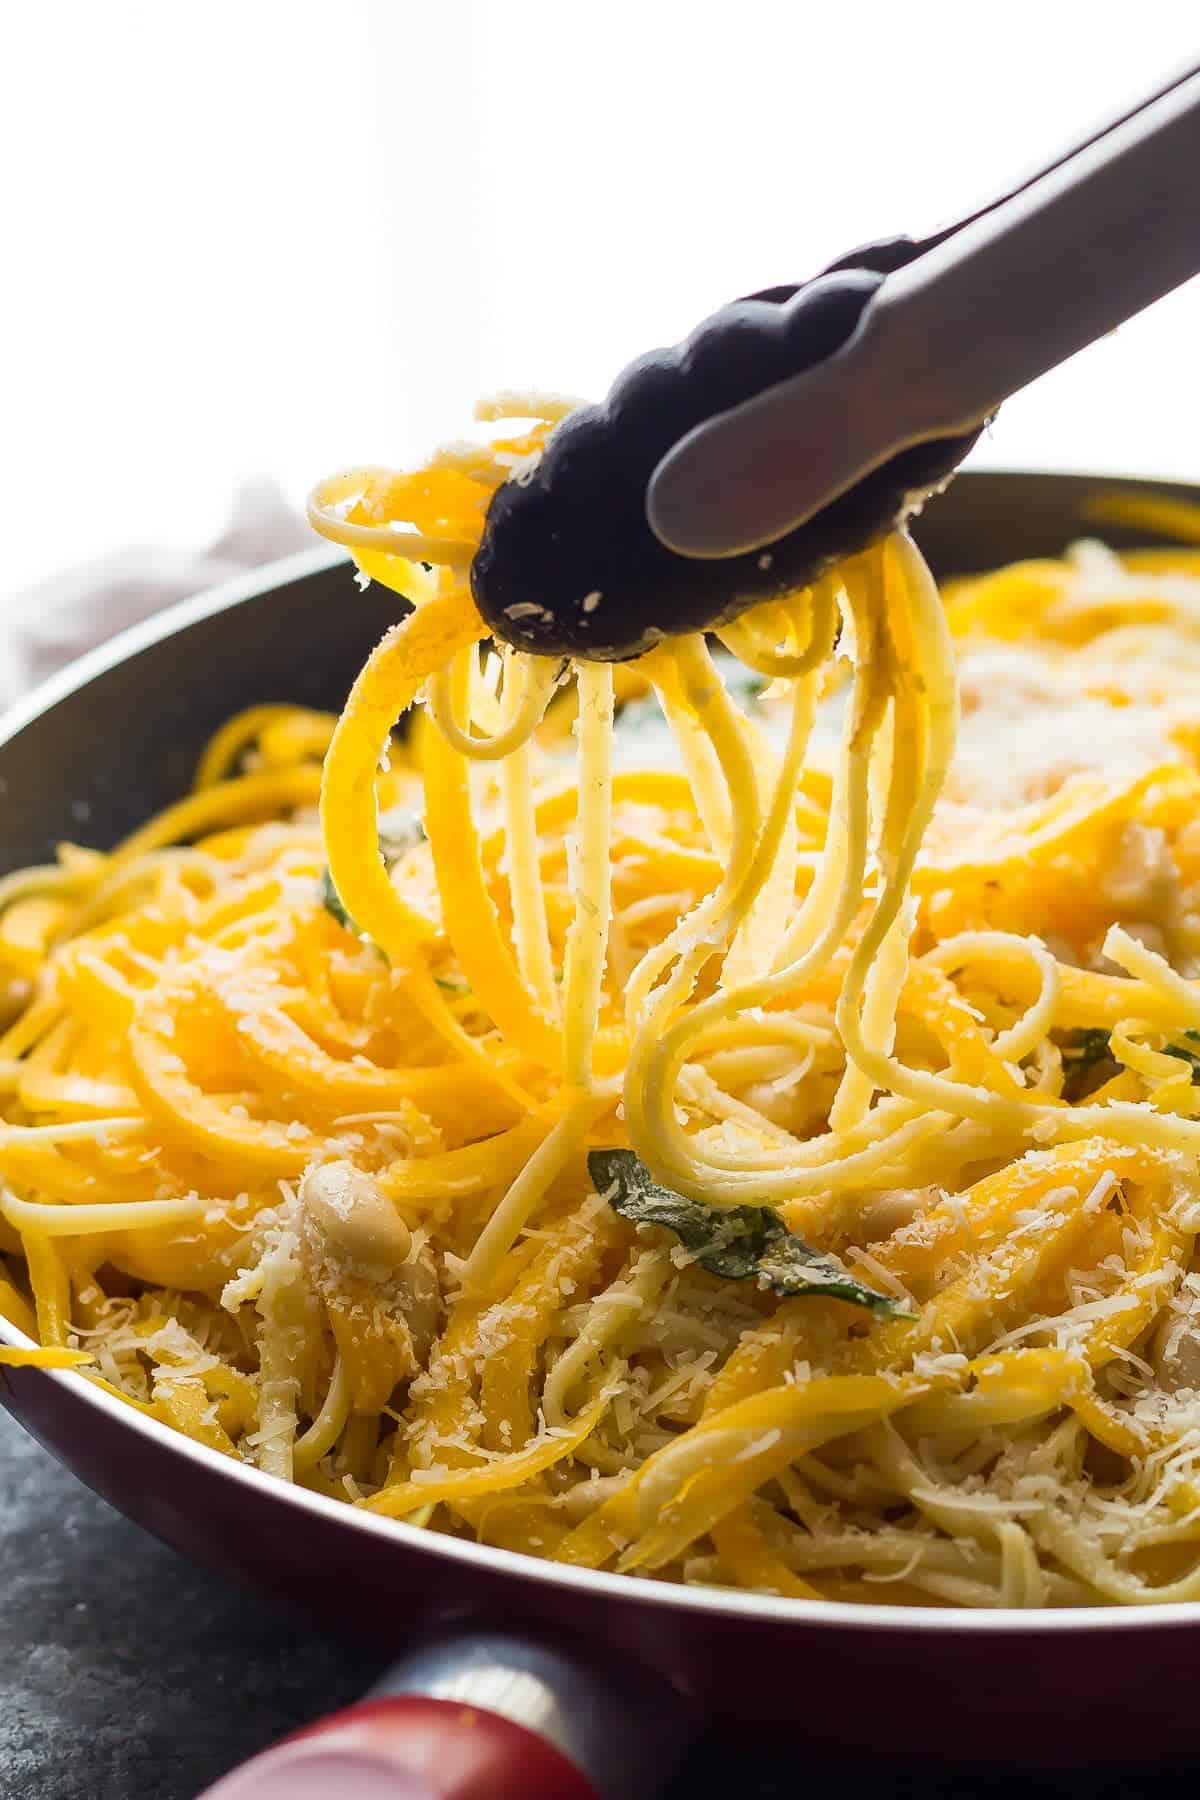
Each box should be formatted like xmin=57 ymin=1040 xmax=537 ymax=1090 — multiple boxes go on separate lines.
xmin=195 ymin=1629 xmax=696 ymax=1800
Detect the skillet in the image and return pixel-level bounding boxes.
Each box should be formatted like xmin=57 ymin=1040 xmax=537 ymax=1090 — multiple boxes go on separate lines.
xmin=4 ymin=470 xmax=1200 ymax=1793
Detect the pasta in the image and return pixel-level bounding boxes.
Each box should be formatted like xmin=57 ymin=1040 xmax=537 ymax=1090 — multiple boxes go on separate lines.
xmin=7 ymin=395 xmax=1200 ymax=1610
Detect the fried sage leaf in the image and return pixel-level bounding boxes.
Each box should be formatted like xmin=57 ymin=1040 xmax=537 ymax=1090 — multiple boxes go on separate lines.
xmin=319 ymin=865 xmax=355 ymax=932
xmin=1059 ymin=1027 xmax=1200 ymax=1101
xmin=589 ymin=1149 xmax=909 ymax=1316
xmin=1059 ymin=1028 xmax=1118 ymax=1101
xmin=319 ymin=809 xmax=426 ymax=938
xmin=1163 ymin=1029 xmax=1200 ymax=1076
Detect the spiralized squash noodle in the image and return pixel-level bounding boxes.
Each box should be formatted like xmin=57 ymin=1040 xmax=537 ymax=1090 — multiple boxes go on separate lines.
xmin=6 ymin=401 xmax=1200 ymax=1608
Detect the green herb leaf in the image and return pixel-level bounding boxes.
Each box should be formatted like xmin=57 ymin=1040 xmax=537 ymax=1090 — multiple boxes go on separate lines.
xmin=1162 ymin=1029 xmax=1200 ymax=1077
xmin=1059 ymin=1028 xmax=1117 ymax=1101
xmin=377 ymin=808 xmax=426 ymax=860
xmin=612 ymin=657 xmax=764 ymax=750
xmin=319 ymin=809 xmax=425 ymax=939
xmin=588 ymin=1149 xmax=908 ymax=1316
xmin=319 ymin=866 xmax=357 ymax=934
xmin=1061 ymin=1028 xmax=1113 ymax=1070
xmin=721 ymin=662 xmax=768 ymax=706
xmin=1058 ymin=1026 xmax=1200 ymax=1098
xmin=613 ymin=693 xmax=665 ymax=738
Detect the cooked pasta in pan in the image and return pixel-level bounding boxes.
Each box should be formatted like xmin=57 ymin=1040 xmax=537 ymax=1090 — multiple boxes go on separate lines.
xmin=5 ymin=397 xmax=1200 ymax=1609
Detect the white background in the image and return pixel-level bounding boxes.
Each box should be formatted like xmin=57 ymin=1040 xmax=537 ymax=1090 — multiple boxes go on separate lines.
xmin=2 ymin=2 xmax=1197 ymax=603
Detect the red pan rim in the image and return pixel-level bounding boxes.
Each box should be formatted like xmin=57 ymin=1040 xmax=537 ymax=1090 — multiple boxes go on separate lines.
xmin=4 ymin=475 xmax=1200 ymax=1639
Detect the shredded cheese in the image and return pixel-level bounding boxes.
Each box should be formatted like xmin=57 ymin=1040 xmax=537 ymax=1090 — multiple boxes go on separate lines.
xmin=7 ymin=420 xmax=1200 ymax=1609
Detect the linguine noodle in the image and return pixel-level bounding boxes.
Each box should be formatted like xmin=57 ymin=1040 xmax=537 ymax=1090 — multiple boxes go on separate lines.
xmin=6 ymin=398 xmax=1200 ymax=1606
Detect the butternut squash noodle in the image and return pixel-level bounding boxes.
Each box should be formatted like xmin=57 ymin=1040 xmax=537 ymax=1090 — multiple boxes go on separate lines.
xmin=6 ymin=400 xmax=1200 ymax=1608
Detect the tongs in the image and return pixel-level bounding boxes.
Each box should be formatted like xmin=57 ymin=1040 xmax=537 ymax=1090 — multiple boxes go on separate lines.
xmin=648 ymin=58 xmax=1200 ymax=560
xmin=473 ymin=58 xmax=1200 ymax=660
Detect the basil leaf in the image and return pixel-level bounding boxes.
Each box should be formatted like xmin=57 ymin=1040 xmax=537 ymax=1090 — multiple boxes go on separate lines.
xmin=589 ymin=1149 xmax=908 ymax=1316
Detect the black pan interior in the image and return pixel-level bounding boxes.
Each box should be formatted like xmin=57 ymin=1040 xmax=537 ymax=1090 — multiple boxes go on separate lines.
xmin=1 ymin=469 xmax=1196 ymax=873
xmin=0 ymin=561 xmax=403 ymax=872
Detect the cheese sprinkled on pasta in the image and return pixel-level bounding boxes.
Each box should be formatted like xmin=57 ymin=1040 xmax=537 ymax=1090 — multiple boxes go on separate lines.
xmin=5 ymin=403 xmax=1200 ymax=1607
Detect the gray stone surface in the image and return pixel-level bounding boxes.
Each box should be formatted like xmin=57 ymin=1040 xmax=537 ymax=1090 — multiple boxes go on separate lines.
xmin=0 ymin=1408 xmax=1176 ymax=1798
xmin=0 ymin=1411 xmax=377 ymax=1798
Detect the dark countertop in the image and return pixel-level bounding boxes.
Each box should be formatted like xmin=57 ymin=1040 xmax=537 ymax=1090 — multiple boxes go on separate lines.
xmin=0 ymin=1407 xmax=1177 ymax=1799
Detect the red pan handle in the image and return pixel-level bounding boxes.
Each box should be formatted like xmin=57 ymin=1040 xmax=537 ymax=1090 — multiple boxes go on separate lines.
xmin=195 ymin=1694 xmax=598 ymax=1798
xmin=196 ymin=1630 xmax=695 ymax=1800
